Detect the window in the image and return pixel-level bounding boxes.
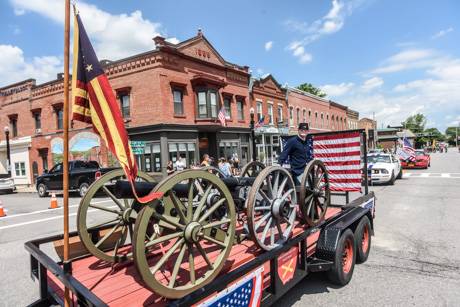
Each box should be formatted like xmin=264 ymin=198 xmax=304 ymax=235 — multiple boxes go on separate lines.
xmin=303 ymin=109 xmax=306 ymax=123
xmin=10 ymin=118 xmax=18 ymax=137
xmin=308 ymin=110 xmax=312 ymax=125
xmin=33 ymin=112 xmax=41 ymax=130
xmin=197 ymin=89 xmax=218 ymax=118
xmin=296 ymin=108 xmax=300 ymax=125
xmin=289 ymin=107 xmax=294 ymax=126
xmin=268 ymin=104 xmax=273 ymax=124
xmin=331 ymin=115 xmax=335 ymax=130
xmin=173 ymin=89 xmax=184 ymax=115
xmin=118 ymin=92 xmax=130 ymax=118
xmin=223 ymin=96 xmax=231 ymax=119
xmin=315 ymin=112 xmax=318 ymax=128
xmin=277 ymin=105 xmax=283 ymax=124
xmin=321 ymin=113 xmax=324 ymax=128
xmin=56 ymin=108 xmax=63 ymax=130
xmin=14 ymin=162 xmax=26 ymax=176
xmin=168 ymin=142 xmax=196 ymax=168
xmin=256 ymin=101 xmax=263 ymax=121
xmin=237 ymin=99 xmax=244 ymax=120
xmin=326 ymin=114 xmax=329 ymax=128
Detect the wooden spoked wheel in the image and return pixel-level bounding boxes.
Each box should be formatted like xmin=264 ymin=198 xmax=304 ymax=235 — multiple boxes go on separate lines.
xmin=200 ymin=166 xmax=226 ymax=178
xmin=247 ymin=166 xmax=297 ymax=251
xmin=240 ymin=161 xmax=265 ymax=177
xmin=299 ymin=159 xmax=331 ymax=227
xmin=133 ymin=169 xmax=236 ymax=299
xmin=77 ymin=169 xmax=155 ymax=263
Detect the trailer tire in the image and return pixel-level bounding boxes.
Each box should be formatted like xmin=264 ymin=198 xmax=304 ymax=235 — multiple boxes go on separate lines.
xmin=355 ymin=216 xmax=371 ymax=263
xmin=327 ymin=229 xmax=356 ymax=286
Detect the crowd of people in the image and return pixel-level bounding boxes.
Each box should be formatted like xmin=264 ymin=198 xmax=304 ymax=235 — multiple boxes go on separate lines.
xmin=166 ymin=154 xmax=241 ymax=177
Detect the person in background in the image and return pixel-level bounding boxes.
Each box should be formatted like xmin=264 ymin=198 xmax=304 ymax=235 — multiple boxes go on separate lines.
xmin=232 ymin=153 xmax=240 ymax=176
xmin=200 ymin=154 xmax=211 ymax=167
xmin=166 ymin=160 xmax=175 ymax=175
xmin=219 ymin=157 xmax=232 ymax=178
xmin=278 ymin=123 xmax=313 ymax=185
xmin=175 ymin=155 xmax=186 ymax=171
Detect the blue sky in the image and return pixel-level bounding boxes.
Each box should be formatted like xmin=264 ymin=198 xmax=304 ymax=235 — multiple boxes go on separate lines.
xmin=1 ymin=0 xmax=459 ymax=131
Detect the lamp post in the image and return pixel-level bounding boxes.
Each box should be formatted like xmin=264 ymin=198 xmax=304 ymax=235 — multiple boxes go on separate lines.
xmin=4 ymin=126 xmax=11 ymax=177
xmin=250 ymin=107 xmax=257 ymax=162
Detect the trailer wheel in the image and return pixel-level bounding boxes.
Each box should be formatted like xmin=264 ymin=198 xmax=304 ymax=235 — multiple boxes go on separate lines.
xmin=355 ymin=216 xmax=371 ymax=263
xmin=327 ymin=229 xmax=356 ymax=286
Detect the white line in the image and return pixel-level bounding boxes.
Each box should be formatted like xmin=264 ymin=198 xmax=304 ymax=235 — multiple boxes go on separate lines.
xmin=441 ymin=173 xmax=450 ymax=178
xmin=0 ymin=199 xmax=112 ymax=220
xmin=420 ymin=173 xmax=429 ymax=177
xmin=0 ymin=204 xmax=118 ymax=230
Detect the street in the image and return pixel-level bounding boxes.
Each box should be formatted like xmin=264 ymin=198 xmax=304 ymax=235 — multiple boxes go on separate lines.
xmin=0 ymin=151 xmax=459 ymax=306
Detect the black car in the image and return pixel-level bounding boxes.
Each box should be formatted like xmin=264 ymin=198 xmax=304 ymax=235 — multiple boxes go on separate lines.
xmin=36 ymin=160 xmax=117 ymax=197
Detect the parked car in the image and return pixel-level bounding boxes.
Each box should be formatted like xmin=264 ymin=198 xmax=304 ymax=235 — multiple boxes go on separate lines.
xmin=365 ymin=153 xmax=402 ymax=185
xmin=35 ymin=160 xmax=118 ymax=197
xmin=400 ymin=150 xmax=430 ymax=169
xmin=0 ymin=176 xmax=15 ymax=194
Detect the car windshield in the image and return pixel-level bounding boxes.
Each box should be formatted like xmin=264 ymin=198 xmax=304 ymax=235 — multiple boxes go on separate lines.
xmin=415 ymin=150 xmax=425 ymax=156
xmin=368 ymin=155 xmax=391 ymax=163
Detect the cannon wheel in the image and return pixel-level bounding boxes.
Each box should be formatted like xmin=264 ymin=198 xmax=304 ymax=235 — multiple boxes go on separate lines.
xmin=200 ymin=166 xmax=226 ymax=178
xmin=77 ymin=169 xmax=155 ymax=263
xmin=133 ymin=169 xmax=236 ymax=299
xmin=247 ymin=166 xmax=297 ymax=251
xmin=299 ymin=159 xmax=331 ymax=226
xmin=240 ymin=161 xmax=265 ymax=177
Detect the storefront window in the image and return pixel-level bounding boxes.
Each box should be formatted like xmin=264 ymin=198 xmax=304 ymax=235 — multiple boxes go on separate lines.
xmin=168 ymin=142 xmax=196 ymax=168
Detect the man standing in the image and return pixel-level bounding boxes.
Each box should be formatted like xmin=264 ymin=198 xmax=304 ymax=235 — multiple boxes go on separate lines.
xmin=175 ymin=155 xmax=186 ymax=171
xmin=278 ymin=123 xmax=313 ymax=185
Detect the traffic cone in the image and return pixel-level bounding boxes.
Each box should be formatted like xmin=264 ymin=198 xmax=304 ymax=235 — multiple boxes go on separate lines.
xmin=0 ymin=200 xmax=6 ymax=217
xmin=49 ymin=193 xmax=59 ymax=209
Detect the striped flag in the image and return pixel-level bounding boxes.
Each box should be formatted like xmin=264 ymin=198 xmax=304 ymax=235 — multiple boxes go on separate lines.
xmin=401 ymin=137 xmax=416 ymax=162
xmin=312 ymin=131 xmax=362 ymax=192
xmin=218 ymin=107 xmax=227 ymax=126
xmin=254 ymin=116 xmax=265 ymax=129
xmin=71 ymin=10 xmax=161 ymax=203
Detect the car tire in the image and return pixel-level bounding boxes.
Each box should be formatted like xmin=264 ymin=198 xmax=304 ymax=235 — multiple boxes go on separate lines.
xmin=355 ymin=216 xmax=372 ymax=264
xmin=37 ymin=183 xmax=48 ymax=197
xmin=78 ymin=182 xmax=90 ymax=198
xmin=396 ymin=168 xmax=403 ymax=179
xmin=327 ymin=229 xmax=356 ymax=286
xmin=389 ymin=172 xmax=395 ymax=185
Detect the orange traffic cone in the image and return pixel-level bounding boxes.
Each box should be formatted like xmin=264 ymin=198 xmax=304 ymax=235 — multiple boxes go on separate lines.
xmin=0 ymin=200 xmax=6 ymax=217
xmin=49 ymin=193 xmax=59 ymax=209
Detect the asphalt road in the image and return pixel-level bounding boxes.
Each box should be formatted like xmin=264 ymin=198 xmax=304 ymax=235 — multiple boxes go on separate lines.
xmin=0 ymin=151 xmax=459 ymax=306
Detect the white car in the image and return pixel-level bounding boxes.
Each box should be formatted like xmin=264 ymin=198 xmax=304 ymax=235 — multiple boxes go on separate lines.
xmin=0 ymin=176 xmax=15 ymax=193
xmin=365 ymin=154 xmax=402 ymax=185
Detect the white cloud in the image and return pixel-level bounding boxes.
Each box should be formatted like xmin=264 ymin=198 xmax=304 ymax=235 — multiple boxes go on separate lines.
xmin=9 ymin=0 xmax=175 ymax=60
xmin=371 ymin=49 xmax=439 ymax=74
xmin=0 ymin=44 xmax=62 ymax=86
xmin=264 ymin=41 xmax=273 ymax=51
xmin=361 ymin=77 xmax=383 ymax=91
xmin=285 ymin=0 xmax=361 ymax=64
xmin=432 ymin=27 xmax=454 ymax=39
xmin=321 ymin=82 xmax=354 ymax=96
xmin=165 ymin=37 xmax=180 ymax=44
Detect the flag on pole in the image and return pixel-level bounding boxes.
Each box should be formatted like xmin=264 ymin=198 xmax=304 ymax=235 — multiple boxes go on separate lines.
xmin=218 ymin=107 xmax=227 ymax=126
xmin=312 ymin=131 xmax=362 ymax=192
xmin=397 ymin=137 xmax=416 ymax=162
xmin=71 ymin=10 xmax=161 ymax=203
xmin=254 ymin=116 xmax=265 ymax=129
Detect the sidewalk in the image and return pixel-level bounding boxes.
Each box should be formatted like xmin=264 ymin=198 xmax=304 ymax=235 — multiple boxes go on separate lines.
xmin=15 ymin=185 xmax=36 ymax=193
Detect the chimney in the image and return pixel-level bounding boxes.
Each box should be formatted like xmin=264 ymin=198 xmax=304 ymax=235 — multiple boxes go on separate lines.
xmin=153 ymin=36 xmax=166 ymax=47
xmin=197 ymin=28 xmax=203 ymax=37
xmin=57 ymin=73 xmax=64 ymax=80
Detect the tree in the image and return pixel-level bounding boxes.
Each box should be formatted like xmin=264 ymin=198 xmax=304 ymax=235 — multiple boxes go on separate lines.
xmin=402 ymin=113 xmax=427 ymax=147
xmin=424 ymin=128 xmax=445 ymax=142
xmin=296 ymin=83 xmax=327 ymax=98
xmin=445 ymin=127 xmax=459 ymax=146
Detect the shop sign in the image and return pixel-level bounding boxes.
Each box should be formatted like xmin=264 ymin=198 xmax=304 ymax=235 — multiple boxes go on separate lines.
xmin=130 ymin=141 xmax=146 ymax=155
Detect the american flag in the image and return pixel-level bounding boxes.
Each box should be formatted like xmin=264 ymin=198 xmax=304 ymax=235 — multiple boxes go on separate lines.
xmin=254 ymin=116 xmax=265 ymax=129
xmin=199 ymin=267 xmax=263 ymax=307
xmin=399 ymin=137 xmax=416 ymax=162
xmin=312 ymin=131 xmax=362 ymax=192
xmin=218 ymin=107 xmax=227 ymax=127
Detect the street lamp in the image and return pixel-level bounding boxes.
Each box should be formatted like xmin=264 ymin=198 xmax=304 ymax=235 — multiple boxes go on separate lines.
xmin=250 ymin=107 xmax=256 ymax=162
xmin=4 ymin=126 xmax=11 ymax=177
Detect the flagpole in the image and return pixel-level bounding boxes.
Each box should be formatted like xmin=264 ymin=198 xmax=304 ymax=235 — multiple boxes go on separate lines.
xmin=63 ymin=0 xmax=71 ymax=306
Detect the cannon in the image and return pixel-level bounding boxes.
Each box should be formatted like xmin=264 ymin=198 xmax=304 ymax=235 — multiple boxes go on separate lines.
xmin=76 ymin=160 xmax=330 ymax=299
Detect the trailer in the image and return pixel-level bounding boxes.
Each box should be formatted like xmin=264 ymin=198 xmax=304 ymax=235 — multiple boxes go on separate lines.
xmin=25 ymin=130 xmax=375 ymax=306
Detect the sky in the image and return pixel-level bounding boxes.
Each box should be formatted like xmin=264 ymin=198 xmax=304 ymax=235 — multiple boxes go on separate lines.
xmin=1 ymin=0 xmax=459 ymax=132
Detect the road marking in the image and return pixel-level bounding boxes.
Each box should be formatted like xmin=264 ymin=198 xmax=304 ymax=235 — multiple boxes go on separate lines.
xmin=404 ymin=173 xmax=460 ymax=178
xmin=0 ymin=199 xmax=112 ymax=220
xmin=0 ymin=204 xmax=118 ymax=230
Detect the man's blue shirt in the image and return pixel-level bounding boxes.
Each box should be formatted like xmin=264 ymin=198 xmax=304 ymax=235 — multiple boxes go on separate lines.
xmin=278 ymin=136 xmax=313 ymax=176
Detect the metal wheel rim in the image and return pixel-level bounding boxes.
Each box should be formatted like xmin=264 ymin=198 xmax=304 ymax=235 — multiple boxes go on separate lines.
xmin=77 ymin=169 xmax=155 ymax=263
xmin=299 ymin=159 xmax=330 ymax=226
xmin=133 ymin=169 xmax=236 ymax=299
xmin=240 ymin=161 xmax=265 ymax=177
xmin=247 ymin=166 xmax=297 ymax=251
xmin=342 ymin=238 xmax=353 ymax=274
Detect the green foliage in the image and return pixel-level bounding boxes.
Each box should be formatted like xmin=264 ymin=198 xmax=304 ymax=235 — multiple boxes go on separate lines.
xmin=296 ymin=83 xmax=327 ymax=98
xmin=424 ymin=128 xmax=445 ymax=142
xmin=402 ymin=113 xmax=428 ymax=147
xmin=445 ymin=127 xmax=459 ymax=145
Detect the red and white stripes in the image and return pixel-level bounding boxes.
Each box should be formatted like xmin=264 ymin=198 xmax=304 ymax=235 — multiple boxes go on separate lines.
xmin=313 ymin=132 xmax=362 ymax=192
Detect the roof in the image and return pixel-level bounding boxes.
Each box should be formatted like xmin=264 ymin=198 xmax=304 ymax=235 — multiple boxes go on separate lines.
xmin=377 ymin=135 xmax=399 ymax=141
xmin=397 ymin=129 xmax=416 ymax=138
xmin=286 ymin=86 xmax=330 ymax=103
xmin=377 ymin=128 xmax=399 ymax=133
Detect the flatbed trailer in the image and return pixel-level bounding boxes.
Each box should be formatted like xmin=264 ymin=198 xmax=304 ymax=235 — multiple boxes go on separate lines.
xmin=25 ymin=191 xmax=375 ymax=307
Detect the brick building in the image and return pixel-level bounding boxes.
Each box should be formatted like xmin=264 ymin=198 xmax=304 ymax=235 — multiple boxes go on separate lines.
xmin=359 ymin=118 xmax=378 ymax=150
xmin=249 ymin=74 xmax=288 ymax=164
xmin=347 ymin=109 xmax=359 ymax=130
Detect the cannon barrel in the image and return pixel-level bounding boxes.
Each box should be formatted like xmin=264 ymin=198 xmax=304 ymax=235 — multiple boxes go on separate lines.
xmin=113 ymin=176 xmax=257 ymax=199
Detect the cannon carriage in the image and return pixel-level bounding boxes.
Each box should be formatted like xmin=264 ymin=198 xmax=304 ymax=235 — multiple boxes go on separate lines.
xmin=76 ymin=159 xmax=330 ymax=299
